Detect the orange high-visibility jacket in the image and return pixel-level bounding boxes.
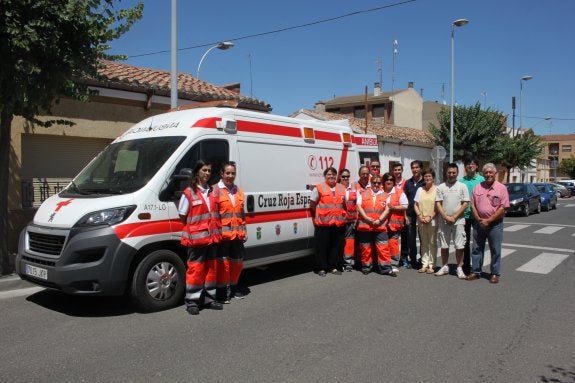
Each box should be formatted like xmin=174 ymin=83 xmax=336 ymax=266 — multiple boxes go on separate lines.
xmin=313 ymin=183 xmax=347 ymax=227
xmin=384 ymin=189 xmax=406 ymax=231
xmin=345 ymin=187 xmax=358 ymax=222
xmin=181 ymin=187 xmax=221 ymax=248
xmin=213 ymin=184 xmax=246 ymax=241
xmin=357 ymin=189 xmax=387 ymax=232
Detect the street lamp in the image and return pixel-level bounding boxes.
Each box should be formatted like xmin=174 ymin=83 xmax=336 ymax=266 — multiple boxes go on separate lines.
xmin=196 ymin=41 xmax=235 ymax=80
xmin=519 ymin=75 xmax=533 ymax=133
xmin=449 ymin=18 xmax=469 ymax=163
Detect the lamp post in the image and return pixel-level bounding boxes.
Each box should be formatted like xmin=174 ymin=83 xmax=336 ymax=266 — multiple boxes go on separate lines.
xmin=449 ymin=18 xmax=469 ymax=163
xmin=519 ymin=75 xmax=533 ymax=133
xmin=196 ymin=41 xmax=234 ymax=80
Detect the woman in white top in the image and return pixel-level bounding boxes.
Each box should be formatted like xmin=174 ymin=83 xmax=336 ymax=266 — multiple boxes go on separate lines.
xmin=413 ymin=168 xmax=437 ymax=274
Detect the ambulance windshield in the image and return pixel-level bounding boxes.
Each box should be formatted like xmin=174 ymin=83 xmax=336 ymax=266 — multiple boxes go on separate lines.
xmin=62 ymin=136 xmax=185 ymax=196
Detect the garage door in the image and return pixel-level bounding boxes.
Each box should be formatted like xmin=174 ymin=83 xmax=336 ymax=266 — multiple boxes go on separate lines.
xmin=21 ymin=134 xmax=112 ymax=207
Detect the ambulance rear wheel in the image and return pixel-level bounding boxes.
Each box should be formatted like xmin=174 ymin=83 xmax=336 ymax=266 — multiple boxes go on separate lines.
xmin=130 ymin=250 xmax=186 ymax=312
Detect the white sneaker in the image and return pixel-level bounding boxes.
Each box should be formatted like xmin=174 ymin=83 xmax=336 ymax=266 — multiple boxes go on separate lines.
xmin=457 ymin=267 xmax=466 ymax=279
xmin=434 ymin=265 xmax=449 ymax=276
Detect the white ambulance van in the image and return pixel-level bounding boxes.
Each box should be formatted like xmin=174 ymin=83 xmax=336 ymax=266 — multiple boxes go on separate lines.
xmin=16 ymin=104 xmax=379 ymax=311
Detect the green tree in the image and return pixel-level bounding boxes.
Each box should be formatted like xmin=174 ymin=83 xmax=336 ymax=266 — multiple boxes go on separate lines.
xmin=428 ymin=103 xmax=507 ymax=164
xmin=0 ymin=0 xmax=143 ymax=275
xmin=499 ymin=130 xmax=544 ymax=182
xmin=558 ymin=156 xmax=575 ymax=179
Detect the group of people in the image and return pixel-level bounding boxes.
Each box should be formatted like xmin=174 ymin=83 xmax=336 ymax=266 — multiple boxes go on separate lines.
xmin=180 ymin=156 xmax=510 ymax=315
xmin=310 ymin=157 xmax=510 ymax=284
xmin=178 ymin=160 xmax=247 ymax=315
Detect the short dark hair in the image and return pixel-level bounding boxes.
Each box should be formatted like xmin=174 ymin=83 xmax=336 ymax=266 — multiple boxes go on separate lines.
xmin=446 ymin=162 xmax=458 ymax=171
xmin=392 ymin=162 xmax=403 ymax=170
xmin=323 ymin=167 xmax=338 ymax=176
xmin=410 ymin=160 xmax=423 ymax=168
xmin=422 ymin=168 xmax=436 ymax=178
xmin=463 ymin=157 xmax=479 ymax=166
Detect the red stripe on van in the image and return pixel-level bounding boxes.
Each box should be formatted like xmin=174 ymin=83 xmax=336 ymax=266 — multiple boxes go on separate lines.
xmin=314 ymin=130 xmax=341 ymax=142
xmin=113 ymin=219 xmax=176 ymax=239
xmin=338 ymin=145 xmax=349 ymax=171
xmin=245 ymin=209 xmax=309 ymax=224
xmin=191 ymin=117 xmax=220 ymax=128
xmin=236 ymin=120 xmax=302 ymax=138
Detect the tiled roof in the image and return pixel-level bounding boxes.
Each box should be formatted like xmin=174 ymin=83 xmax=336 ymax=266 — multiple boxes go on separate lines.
xmin=82 ymin=60 xmax=271 ymax=111
xmin=292 ymin=109 xmax=434 ymax=146
xmin=321 ymin=89 xmax=406 ymax=107
xmin=541 ymin=133 xmax=575 ymax=141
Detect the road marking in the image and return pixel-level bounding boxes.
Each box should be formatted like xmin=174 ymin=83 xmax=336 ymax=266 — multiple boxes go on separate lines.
xmin=516 ymin=252 xmax=570 ymax=274
xmin=504 ymin=224 xmax=530 ymax=232
xmin=503 ymin=243 xmax=574 ymax=253
xmin=565 ymin=204 xmax=575 ymax=207
xmin=0 ymin=287 xmax=44 ymax=300
xmin=505 ymin=221 xmax=575 ymax=228
xmin=533 ymin=226 xmax=564 ymax=234
xmin=482 ymin=248 xmax=516 ymax=266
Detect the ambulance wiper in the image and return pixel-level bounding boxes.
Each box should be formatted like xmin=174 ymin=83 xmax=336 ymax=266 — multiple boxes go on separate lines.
xmin=79 ymin=187 xmax=125 ymax=195
xmin=66 ymin=181 xmax=90 ymax=195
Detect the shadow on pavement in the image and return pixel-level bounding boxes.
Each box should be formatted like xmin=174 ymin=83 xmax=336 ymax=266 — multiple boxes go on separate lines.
xmin=539 ymin=364 xmax=575 ymax=382
xmin=240 ymin=256 xmax=314 ymax=289
xmin=26 ymin=289 xmax=136 ymax=317
xmin=23 ymin=256 xmax=315 ymax=316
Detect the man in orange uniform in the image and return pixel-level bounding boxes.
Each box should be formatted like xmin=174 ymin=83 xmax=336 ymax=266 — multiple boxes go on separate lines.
xmin=213 ymin=161 xmax=247 ymax=303
xmin=179 ymin=160 xmax=222 ymax=315
xmin=356 ymin=175 xmax=398 ymax=276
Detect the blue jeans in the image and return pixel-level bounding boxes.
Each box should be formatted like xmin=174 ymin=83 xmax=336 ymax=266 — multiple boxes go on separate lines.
xmin=471 ymin=219 xmax=503 ymax=276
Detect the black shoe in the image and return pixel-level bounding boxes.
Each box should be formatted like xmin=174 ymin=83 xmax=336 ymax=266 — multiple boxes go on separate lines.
xmin=205 ymin=301 xmax=223 ymax=310
xmin=344 ymin=266 xmax=353 ymax=272
xmin=331 ymin=269 xmax=342 ymax=275
xmin=318 ymin=270 xmax=327 ymax=277
xmin=362 ymin=269 xmax=370 ymax=275
xmin=186 ymin=305 xmax=200 ymax=315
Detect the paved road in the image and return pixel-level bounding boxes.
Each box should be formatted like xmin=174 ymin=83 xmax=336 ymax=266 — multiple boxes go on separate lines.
xmin=1 ymin=199 xmax=574 ymax=383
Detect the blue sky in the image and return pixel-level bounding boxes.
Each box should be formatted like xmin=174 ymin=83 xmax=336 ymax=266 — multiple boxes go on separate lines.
xmin=109 ymin=0 xmax=575 ymax=136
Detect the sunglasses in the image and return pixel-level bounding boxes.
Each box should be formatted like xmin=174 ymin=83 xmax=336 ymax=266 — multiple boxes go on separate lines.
xmin=371 ymin=165 xmax=380 ymax=168
xmin=372 ymin=181 xmax=381 ymax=185
xmin=340 ymin=175 xmax=350 ymax=178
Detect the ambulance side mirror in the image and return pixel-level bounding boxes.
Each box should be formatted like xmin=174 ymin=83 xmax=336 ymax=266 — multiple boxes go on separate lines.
xmin=246 ymin=195 xmax=254 ymax=212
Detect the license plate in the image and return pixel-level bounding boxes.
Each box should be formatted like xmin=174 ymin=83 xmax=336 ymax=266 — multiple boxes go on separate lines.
xmin=25 ymin=264 xmax=48 ymax=280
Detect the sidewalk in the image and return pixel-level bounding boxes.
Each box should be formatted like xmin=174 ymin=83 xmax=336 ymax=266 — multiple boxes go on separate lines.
xmin=0 ymin=274 xmax=35 ymax=292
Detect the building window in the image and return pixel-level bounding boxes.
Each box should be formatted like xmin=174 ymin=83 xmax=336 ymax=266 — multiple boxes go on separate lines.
xmin=562 ymin=144 xmax=572 ymax=152
xmin=326 ymin=108 xmax=340 ymax=114
xmin=548 ymin=143 xmax=559 ymax=156
xmin=372 ymin=104 xmax=386 ymax=118
xmin=354 ymin=106 xmax=365 ymax=119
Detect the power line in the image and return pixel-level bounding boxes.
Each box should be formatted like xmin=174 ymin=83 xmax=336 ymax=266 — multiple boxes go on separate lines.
xmin=524 ymin=116 xmax=575 ymax=121
xmin=130 ymin=0 xmax=417 ymax=58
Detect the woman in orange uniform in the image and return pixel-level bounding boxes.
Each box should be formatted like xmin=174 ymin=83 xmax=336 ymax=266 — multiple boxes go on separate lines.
xmin=213 ymin=161 xmax=247 ymax=303
xmin=179 ymin=159 xmax=222 ymax=315
xmin=310 ymin=167 xmax=347 ymax=276
xmin=356 ymin=175 xmax=398 ymax=276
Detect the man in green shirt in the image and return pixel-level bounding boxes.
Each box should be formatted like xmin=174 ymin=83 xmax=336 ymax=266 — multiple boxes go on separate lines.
xmin=459 ymin=157 xmax=485 ymax=274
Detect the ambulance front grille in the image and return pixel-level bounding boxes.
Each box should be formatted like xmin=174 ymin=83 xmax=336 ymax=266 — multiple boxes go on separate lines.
xmin=28 ymin=232 xmax=66 ymax=256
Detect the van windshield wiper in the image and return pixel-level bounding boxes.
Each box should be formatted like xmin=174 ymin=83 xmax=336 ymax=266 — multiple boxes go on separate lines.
xmin=65 ymin=181 xmax=90 ymax=195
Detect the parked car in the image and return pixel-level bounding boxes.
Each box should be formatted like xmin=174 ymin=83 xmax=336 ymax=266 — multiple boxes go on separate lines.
xmin=550 ymin=182 xmax=571 ymax=198
xmin=506 ymin=183 xmax=541 ymax=216
xmin=533 ymin=183 xmax=558 ymax=211
xmin=557 ymin=180 xmax=575 ymax=196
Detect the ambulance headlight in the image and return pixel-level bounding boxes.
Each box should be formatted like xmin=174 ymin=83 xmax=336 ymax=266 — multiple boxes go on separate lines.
xmin=75 ymin=206 xmax=136 ymax=227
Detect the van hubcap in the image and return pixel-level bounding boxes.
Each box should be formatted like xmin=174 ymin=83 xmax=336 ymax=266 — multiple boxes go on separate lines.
xmin=146 ymin=262 xmax=178 ymax=301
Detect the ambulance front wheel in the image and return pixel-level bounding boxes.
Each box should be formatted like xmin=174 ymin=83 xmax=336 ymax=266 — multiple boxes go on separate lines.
xmin=130 ymin=249 xmax=186 ymax=312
